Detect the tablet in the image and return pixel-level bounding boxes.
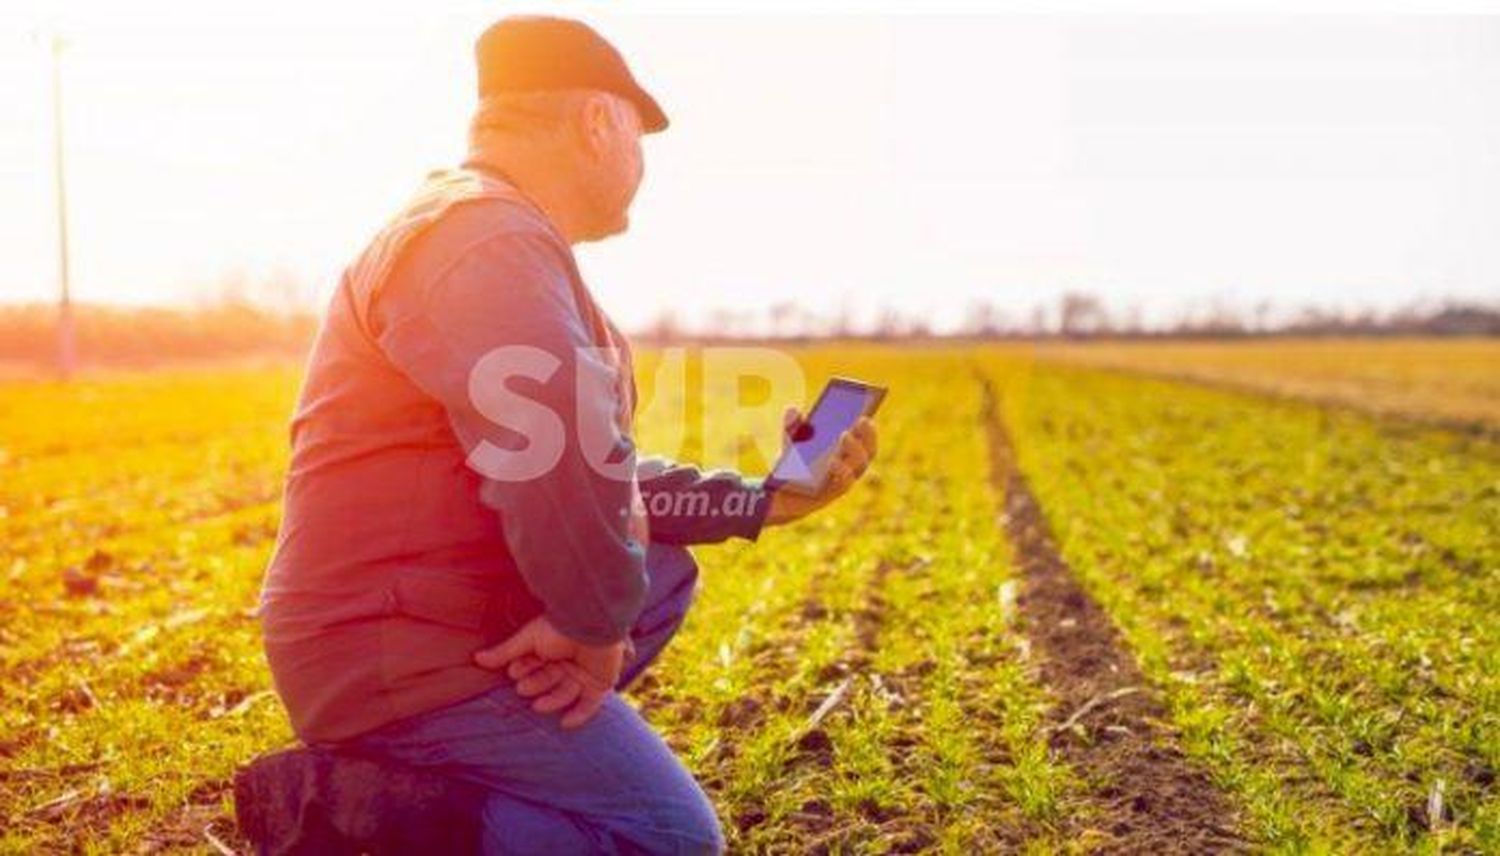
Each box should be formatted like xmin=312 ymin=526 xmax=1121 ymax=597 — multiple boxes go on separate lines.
xmin=766 ymin=377 xmax=887 ymax=496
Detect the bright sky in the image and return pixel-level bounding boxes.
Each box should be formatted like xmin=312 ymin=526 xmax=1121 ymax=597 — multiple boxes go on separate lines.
xmin=2 ymin=2 xmax=1497 ymax=331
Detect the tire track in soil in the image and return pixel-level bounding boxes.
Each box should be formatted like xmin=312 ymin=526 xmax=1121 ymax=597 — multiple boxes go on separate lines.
xmin=977 ymin=374 xmax=1248 ymax=854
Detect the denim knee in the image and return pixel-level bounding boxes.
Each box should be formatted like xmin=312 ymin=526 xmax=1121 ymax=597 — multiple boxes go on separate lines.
xmin=644 ymin=544 xmax=699 ymax=603
xmin=635 ymin=786 xmax=725 ymax=855
xmin=631 ymin=546 xmax=699 ymax=642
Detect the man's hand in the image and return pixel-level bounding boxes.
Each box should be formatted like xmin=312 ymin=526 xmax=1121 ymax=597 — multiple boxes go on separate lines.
xmin=473 ymin=614 xmax=634 ymax=729
xmin=766 ymin=406 xmax=879 ymax=526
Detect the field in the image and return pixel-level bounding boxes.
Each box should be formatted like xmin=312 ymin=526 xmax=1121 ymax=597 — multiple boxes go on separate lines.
xmin=1038 ymin=338 xmax=1500 ymax=434
xmin=0 ymin=340 xmax=1496 ymax=853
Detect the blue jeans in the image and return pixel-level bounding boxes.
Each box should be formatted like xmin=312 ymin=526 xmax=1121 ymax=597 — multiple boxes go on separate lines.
xmin=331 ymin=545 xmax=724 ymax=855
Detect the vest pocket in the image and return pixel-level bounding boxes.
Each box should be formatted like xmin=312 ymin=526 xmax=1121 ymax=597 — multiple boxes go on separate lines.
xmin=389 ymin=574 xmax=505 ymax=632
xmin=379 ymin=575 xmax=508 ymax=691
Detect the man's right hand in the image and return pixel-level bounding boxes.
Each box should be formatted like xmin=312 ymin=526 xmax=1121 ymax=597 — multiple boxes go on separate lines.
xmin=473 ymin=614 xmax=631 ymax=729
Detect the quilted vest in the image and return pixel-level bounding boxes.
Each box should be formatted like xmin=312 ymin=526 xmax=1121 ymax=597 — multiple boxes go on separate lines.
xmin=260 ymin=165 xmax=646 ymax=743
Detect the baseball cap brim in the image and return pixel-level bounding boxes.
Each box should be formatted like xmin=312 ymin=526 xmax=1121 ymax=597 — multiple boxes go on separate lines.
xmin=629 ymin=85 xmax=669 ymax=134
xmin=633 ymin=89 xmax=669 ymax=134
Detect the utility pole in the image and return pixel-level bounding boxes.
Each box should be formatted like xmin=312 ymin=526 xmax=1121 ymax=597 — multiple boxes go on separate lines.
xmin=51 ymin=33 xmax=76 ymax=380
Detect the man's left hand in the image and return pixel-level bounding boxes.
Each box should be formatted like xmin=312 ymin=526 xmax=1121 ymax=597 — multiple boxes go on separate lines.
xmin=765 ymin=408 xmax=879 ymax=526
xmin=473 ymin=614 xmax=634 ymax=729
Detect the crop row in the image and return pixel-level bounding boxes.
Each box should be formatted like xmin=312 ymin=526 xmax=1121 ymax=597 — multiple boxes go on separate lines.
xmin=985 ymin=353 xmax=1497 ymax=853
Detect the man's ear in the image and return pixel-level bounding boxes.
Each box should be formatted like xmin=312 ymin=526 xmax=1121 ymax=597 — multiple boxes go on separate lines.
xmin=575 ymin=93 xmax=615 ymax=163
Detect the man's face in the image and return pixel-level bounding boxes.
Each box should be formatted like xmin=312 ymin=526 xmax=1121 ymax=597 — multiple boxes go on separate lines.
xmin=574 ymin=94 xmax=645 ymax=242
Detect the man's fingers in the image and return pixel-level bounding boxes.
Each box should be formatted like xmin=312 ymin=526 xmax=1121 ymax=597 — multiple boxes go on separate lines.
xmin=852 ymin=417 xmax=877 ymax=459
xmin=556 ymin=658 xmax=614 ymax=693
xmin=826 ymin=457 xmax=855 ymax=490
xmin=560 ymin=687 xmax=608 ymax=730
xmin=508 ymin=654 xmax=545 ymax=681
xmin=837 ymin=431 xmax=871 ymax=474
xmin=553 ymin=652 xmax=620 ymax=728
xmin=828 ymin=433 xmax=862 ymax=482
xmin=473 ymin=624 xmax=534 ymax=670
xmin=531 ymin=676 xmax=583 ymax=714
xmin=515 ymin=663 xmax=567 ymax=698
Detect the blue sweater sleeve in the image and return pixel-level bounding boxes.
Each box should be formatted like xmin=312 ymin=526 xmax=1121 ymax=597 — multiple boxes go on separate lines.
xmin=636 ymin=456 xmax=775 ymax=545
xmin=373 ymin=226 xmax=648 ymax=646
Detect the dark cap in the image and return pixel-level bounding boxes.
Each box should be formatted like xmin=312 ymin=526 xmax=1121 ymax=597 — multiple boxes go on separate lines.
xmin=475 ymin=16 xmax=668 ymax=134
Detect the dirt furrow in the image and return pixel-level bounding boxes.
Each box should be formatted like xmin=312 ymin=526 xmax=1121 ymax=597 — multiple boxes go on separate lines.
xmin=977 ymin=374 xmax=1247 ymax=854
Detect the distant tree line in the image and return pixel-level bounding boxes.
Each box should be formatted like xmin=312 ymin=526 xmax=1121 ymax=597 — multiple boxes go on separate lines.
xmin=0 ymin=302 xmax=316 ymax=369
xmin=640 ymin=293 xmax=1500 ymax=343
xmin=0 ymin=291 xmax=1493 ymax=371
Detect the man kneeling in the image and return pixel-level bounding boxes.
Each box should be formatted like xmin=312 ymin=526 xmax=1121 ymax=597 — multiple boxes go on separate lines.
xmin=255 ymin=16 xmax=877 ymax=855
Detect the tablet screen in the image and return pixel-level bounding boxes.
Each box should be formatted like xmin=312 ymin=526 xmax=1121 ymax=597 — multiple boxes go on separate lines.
xmin=770 ymin=381 xmax=876 ymax=490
